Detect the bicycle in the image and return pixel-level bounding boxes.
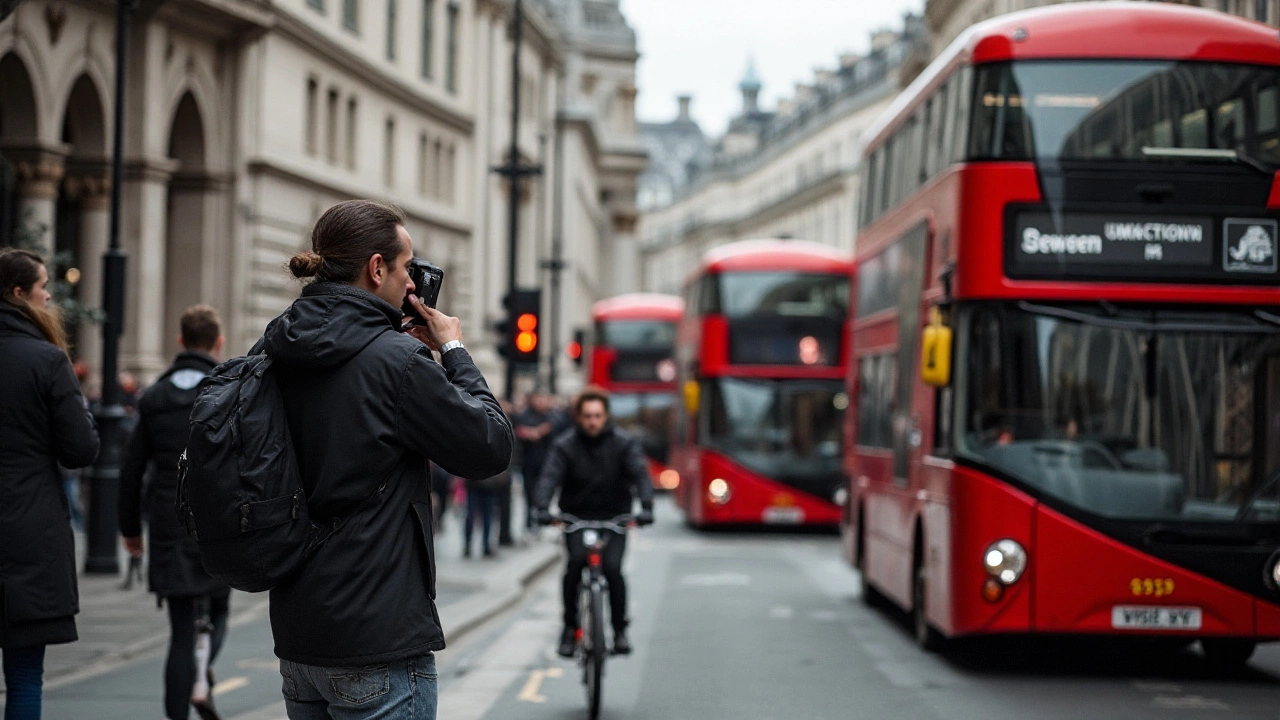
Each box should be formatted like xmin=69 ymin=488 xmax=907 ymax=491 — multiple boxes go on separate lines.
xmin=551 ymin=513 xmax=634 ymax=720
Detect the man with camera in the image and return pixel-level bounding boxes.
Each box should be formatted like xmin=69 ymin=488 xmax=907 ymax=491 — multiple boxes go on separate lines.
xmin=534 ymin=387 xmax=655 ymax=658
xmin=262 ymin=200 xmax=512 ymax=720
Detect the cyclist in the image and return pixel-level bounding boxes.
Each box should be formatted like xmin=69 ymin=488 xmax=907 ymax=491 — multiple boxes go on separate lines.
xmin=534 ymin=386 xmax=654 ymax=657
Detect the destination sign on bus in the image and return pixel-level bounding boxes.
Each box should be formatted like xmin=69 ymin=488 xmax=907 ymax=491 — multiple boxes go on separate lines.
xmin=1006 ymin=210 xmax=1280 ymax=282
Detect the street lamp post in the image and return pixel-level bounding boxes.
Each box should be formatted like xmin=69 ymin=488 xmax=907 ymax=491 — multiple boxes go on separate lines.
xmin=83 ymin=0 xmax=137 ymax=575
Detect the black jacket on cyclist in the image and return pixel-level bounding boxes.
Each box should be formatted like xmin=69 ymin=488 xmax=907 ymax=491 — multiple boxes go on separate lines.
xmin=534 ymin=424 xmax=654 ymax=520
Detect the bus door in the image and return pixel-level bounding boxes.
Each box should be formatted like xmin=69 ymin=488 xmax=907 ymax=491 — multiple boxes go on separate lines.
xmin=891 ymin=223 xmax=931 ymax=488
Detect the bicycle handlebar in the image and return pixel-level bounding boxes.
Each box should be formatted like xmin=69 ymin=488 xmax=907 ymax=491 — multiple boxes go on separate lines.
xmin=551 ymin=513 xmax=634 ymax=534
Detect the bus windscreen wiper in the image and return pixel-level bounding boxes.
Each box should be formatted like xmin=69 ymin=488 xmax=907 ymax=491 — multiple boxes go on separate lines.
xmin=1141 ymin=146 xmax=1274 ymax=176
xmin=1234 ymin=467 xmax=1280 ymax=522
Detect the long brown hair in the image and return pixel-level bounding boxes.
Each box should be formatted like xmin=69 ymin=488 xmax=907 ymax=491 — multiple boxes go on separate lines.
xmin=0 ymin=248 xmax=69 ymax=353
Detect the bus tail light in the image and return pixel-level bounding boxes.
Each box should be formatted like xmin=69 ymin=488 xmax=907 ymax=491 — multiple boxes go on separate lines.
xmin=708 ymin=478 xmax=731 ymax=505
xmin=983 ymin=539 xmax=1027 ymax=585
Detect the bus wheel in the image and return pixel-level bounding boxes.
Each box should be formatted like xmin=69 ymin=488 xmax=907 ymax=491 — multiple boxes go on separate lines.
xmin=1200 ymin=639 xmax=1256 ymax=668
xmin=913 ymin=563 xmax=945 ymax=652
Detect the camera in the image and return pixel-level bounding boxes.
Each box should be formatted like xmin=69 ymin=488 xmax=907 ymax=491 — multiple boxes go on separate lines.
xmin=402 ymin=258 xmax=445 ymax=325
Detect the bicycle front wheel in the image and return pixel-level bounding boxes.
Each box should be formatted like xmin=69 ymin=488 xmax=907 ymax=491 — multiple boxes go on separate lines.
xmin=583 ymin=584 xmax=606 ymax=719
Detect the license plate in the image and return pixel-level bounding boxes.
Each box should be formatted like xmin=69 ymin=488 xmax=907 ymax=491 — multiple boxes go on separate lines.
xmin=1111 ymin=606 xmax=1202 ymax=630
xmin=762 ymin=507 xmax=805 ymax=524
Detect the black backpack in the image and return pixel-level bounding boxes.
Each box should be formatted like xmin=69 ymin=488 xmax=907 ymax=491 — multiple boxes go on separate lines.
xmin=177 ymin=355 xmax=324 ymax=592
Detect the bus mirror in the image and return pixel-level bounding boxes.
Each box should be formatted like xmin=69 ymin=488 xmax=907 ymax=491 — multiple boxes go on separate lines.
xmin=683 ymin=380 xmax=700 ymax=415
xmin=920 ymin=312 xmax=952 ymax=388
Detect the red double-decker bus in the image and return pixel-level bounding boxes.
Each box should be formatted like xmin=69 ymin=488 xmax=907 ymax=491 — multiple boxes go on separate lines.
xmin=672 ymin=240 xmax=853 ymax=527
xmin=589 ymin=294 xmax=685 ymax=490
xmin=843 ymin=3 xmax=1280 ymax=665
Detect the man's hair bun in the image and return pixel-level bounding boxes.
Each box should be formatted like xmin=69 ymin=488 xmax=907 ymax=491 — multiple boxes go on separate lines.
xmin=289 ymin=250 xmax=325 ymax=279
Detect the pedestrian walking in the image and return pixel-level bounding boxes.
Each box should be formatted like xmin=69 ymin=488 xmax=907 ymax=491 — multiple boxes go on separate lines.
xmin=514 ymin=391 xmax=560 ymax=531
xmin=259 ymin=200 xmax=512 ymax=719
xmin=119 ymin=305 xmax=232 ymax=720
xmin=429 ymin=463 xmax=454 ymax=532
xmin=0 ymin=249 xmax=100 ymax=720
xmin=462 ymin=473 xmax=502 ymax=558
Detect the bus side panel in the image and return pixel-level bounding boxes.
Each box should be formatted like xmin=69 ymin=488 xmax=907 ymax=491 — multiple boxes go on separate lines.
xmin=1257 ymin=599 xmax=1280 ymax=638
xmin=859 ymin=451 xmax=914 ymax=608
xmin=920 ymin=460 xmax=955 ymax=635
xmin=1033 ymin=506 xmax=1255 ymax=636
xmin=948 ymin=467 xmax=1036 ymax=636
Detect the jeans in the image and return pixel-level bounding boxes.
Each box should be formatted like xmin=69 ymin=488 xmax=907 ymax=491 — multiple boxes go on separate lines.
xmin=280 ymin=653 xmax=437 ymax=720
xmin=562 ymin=529 xmax=628 ymax=634
xmin=2 ymin=645 xmax=45 ymax=720
xmin=165 ymin=594 xmax=230 ymax=720
xmin=463 ymin=487 xmax=495 ymax=555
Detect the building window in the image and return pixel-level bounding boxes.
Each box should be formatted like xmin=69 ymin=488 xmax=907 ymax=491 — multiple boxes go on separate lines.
xmin=386 ymin=0 xmax=397 ymax=60
xmin=418 ymin=133 xmax=429 ymax=195
xmin=444 ymin=144 xmax=456 ymax=203
xmin=305 ymin=77 xmax=319 ymax=156
xmin=432 ymin=140 xmax=443 ymax=197
xmin=342 ymin=0 xmax=358 ymax=32
xmin=307 ymin=0 xmax=324 ymax=11
xmin=421 ymin=0 xmax=435 ymax=79
xmin=445 ymin=2 xmax=459 ymax=93
xmin=326 ymin=88 xmax=340 ymax=163
xmin=346 ymin=97 xmax=358 ymax=170
xmin=384 ymin=117 xmax=396 ymax=187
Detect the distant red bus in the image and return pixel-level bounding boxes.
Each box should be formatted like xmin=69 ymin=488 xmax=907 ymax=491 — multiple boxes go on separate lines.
xmin=671 ymin=240 xmax=853 ymax=527
xmin=589 ymin=294 xmax=684 ymax=490
xmin=843 ymin=3 xmax=1280 ymax=664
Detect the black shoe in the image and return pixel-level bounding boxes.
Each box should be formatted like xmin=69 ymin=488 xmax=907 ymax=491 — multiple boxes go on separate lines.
xmin=482 ymin=548 xmax=496 ymax=558
xmin=556 ymin=627 xmax=577 ymax=658
xmin=612 ymin=631 xmax=632 ymax=655
xmin=192 ymin=697 xmax=222 ymax=720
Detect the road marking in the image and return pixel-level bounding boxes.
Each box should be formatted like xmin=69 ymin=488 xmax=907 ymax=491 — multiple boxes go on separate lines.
xmin=516 ymin=667 xmax=565 ymax=703
xmin=680 ymin=572 xmax=752 ymax=587
xmin=769 ymin=606 xmax=795 ymax=620
xmin=213 ymin=676 xmax=251 ymax=696
xmin=1152 ymin=695 xmax=1230 ymax=711
xmin=810 ymin=610 xmax=841 ymax=622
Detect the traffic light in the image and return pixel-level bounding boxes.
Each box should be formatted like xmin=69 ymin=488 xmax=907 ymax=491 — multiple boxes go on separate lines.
xmin=568 ymin=329 xmax=585 ymax=368
xmin=499 ymin=288 xmax=541 ymax=365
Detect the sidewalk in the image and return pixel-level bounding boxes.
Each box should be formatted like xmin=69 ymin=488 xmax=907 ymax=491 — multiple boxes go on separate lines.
xmin=1 ymin=486 xmax=560 ymax=699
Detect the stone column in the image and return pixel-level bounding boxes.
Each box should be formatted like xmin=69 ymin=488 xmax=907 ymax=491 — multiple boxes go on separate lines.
xmin=612 ymin=210 xmax=640 ymax=295
xmin=0 ymin=142 xmax=69 ymax=253
xmin=121 ymin=157 xmax=179 ymax=380
xmin=64 ymin=170 xmax=111 ymax=387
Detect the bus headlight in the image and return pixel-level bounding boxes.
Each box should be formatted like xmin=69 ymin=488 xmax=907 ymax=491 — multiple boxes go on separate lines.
xmin=983 ymin=539 xmax=1027 ymax=585
xmin=833 ymin=487 xmax=849 ymax=507
xmin=1268 ymin=552 xmax=1280 ymax=591
xmin=708 ymin=478 xmax=731 ymax=505
xmin=659 ymin=469 xmax=681 ymax=490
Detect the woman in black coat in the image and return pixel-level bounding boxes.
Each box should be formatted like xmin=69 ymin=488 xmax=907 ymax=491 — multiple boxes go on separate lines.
xmin=0 ymin=249 xmax=100 ymax=720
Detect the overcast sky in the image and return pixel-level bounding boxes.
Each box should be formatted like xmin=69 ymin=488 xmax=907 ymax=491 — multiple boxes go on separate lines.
xmin=619 ymin=0 xmax=925 ymax=136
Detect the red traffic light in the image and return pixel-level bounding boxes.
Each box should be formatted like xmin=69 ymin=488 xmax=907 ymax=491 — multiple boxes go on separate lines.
xmin=517 ymin=312 xmax=538 ymax=332
xmin=566 ymin=340 xmax=582 ymax=360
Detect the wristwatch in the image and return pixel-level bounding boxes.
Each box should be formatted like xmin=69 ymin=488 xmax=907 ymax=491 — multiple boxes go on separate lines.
xmin=440 ymin=340 xmax=465 ymax=355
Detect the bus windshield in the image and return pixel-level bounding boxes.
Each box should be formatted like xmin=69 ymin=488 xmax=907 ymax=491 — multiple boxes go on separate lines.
xmin=706 ymin=378 xmax=846 ymax=487
xmin=958 ymin=303 xmax=1280 ymax=522
xmin=969 ymin=60 xmax=1280 ymax=169
xmin=717 ymin=272 xmax=849 ymax=318
xmin=598 ymin=320 xmax=678 ymax=351
xmin=610 ymin=392 xmax=676 ymax=464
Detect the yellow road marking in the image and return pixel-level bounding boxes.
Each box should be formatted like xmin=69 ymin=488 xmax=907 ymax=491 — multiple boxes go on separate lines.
xmin=516 ymin=667 xmax=564 ymax=703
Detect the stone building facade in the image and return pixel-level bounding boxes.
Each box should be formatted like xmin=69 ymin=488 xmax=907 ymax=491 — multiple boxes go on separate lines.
xmin=0 ymin=0 xmax=642 ymax=393
xmin=637 ymin=20 xmax=927 ymax=295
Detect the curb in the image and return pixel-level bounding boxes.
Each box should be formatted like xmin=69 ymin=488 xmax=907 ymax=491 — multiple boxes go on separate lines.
xmin=438 ymin=543 xmax=561 ymax=643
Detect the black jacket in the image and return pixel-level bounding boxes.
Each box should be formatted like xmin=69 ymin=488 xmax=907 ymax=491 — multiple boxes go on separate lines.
xmin=0 ymin=304 xmax=99 ymax=644
xmin=119 ymin=351 xmax=227 ymax=599
xmin=534 ymin=424 xmax=655 ymax=520
xmin=256 ymin=282 xmax=511 ymax=666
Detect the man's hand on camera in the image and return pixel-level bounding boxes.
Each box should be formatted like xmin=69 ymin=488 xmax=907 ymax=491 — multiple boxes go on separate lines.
xmin=405 ymin=297 xmax=462 ymax=352
xmin=636 ymin=508 xmax=655 ymax=527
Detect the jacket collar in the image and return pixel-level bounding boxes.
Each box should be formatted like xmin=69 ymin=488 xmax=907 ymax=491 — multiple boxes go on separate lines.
xmin=172 ymin=351 xmax=219 ymax=372
xmin=0 ymin=302 xmax=43 ymax=341
xmin=301 ymin=282 xmax=403 ymax=328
